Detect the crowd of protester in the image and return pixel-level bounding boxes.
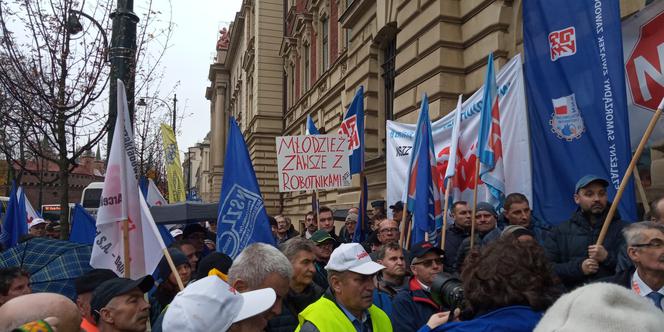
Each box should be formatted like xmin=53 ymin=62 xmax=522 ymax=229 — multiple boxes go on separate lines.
xmin=2 ymin=174 xmax=664 ymax=331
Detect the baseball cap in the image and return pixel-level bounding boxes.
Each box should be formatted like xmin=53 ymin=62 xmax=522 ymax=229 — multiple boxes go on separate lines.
xmin=325 ymin=243 xmax=385 ymax=275
xmin=371 ymin=200 xmax=386 ymax=208
xmin=409 ymin=241 xmax=444 ymax=263
xmin=163 ymin=276 xmax=276 ymax=332
xmin=389 ymin=201 xmax=404 ymax=211
xmin=310 ymin=230 xmax=336 ymax=244
xmin=75 ymin=269 xmax=118 ymax=295
xmin=91 ymin=275 xmax=154 ymax=322
xmin=170 ymin=228 xmax=183 ymax=238
xmin=29 ymin=218 xmax=48 ymax=229
xmin=575 ymin=175 xmax=609 ymax=193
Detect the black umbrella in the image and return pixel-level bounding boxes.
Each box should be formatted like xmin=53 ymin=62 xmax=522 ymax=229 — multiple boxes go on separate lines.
xmin=149 ymin=202 xmax=219 ymax=224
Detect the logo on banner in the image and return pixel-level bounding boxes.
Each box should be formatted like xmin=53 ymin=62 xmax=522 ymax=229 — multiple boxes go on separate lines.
xmin=549 ymin=27 xmax=577 ymax=61
xmin=625 ymin=11 xmax=664 ymax=111
xmin=549 ymin=93 xmax=585 ymax=141
xmin=338 ymin=115 xmax=359 ymax=155
xmin=396 ymin=146 xmax=412 ymax=157
xmin=165 ymin=143 xmax=177 ymax=164
xmin=217 ymin=184 xmax=263 ymax=258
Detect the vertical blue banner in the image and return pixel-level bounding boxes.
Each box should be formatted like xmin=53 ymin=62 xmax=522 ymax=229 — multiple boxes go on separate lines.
xmin=524 ymin=0 xmax=636 ymax=224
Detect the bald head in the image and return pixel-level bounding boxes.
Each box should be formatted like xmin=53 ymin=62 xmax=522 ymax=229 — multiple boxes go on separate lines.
xmin=0 ymin=293 xmax=81 ymax=331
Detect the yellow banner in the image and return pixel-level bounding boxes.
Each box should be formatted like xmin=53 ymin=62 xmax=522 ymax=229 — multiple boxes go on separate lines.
xmin=160 ymin=124 xmax=186 ymax=203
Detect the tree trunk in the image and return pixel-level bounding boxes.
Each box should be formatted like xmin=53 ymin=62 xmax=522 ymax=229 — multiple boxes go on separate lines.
xmin=58 ymin=115 xmax=70 ymax=240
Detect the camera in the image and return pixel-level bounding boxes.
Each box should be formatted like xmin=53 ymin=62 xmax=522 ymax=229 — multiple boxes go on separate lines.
xmin=430 ymin=272 xmax=464 ymax=310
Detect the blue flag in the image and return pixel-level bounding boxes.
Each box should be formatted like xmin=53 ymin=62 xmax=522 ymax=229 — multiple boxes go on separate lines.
xmin=524 ymin=0 xmax=637 ymax=224
xmin=352 ymin=176 xmax=369 ymax=243
xmin=216 ymin=117 xmax=275 ymax=258
xmin=339 ymin=87 xmax=365 ymax=175
xmin=69 ymin=204 xmax=97 ymax=245
xmin=1 ymin=181 xmax=28 ymax=248
xmin=306 ymin=115 xmax=320 ymax=135
xmin=406 ymin=95 xmax=443 ymax=245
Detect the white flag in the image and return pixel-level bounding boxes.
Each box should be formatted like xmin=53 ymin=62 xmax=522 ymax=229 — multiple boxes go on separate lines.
xmin=444 ymin=95 xmax=463 ymax=183
xmin=146 ymin=179 xmax=167 ymax=207
xmin=18 ymin=187 xmax=40 ymax=224
xmin=139 ymin=192 xmax=166 ymax=274
xmin=91 ymin=80 xmax=155 ymax=278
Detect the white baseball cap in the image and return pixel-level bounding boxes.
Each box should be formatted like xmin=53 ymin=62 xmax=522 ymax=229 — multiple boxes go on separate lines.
xmin=29 ymin=218 xmax=48 ymax=229
xmin=170 ymin=229 xmax=183 ymax=238
xmin=325 ymin=243 xmax=385 ymax=275
xmin=163 ymin=276 xmax=276 ymax=331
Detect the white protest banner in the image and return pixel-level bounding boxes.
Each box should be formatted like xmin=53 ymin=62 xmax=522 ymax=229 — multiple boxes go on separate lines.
xmin=276 ymin=134 xmax=351 ymax=192
xmin=386 ymin=55 xmax=531 ymax=217
xmin=623 ymin=1 xmax=664 ymax=148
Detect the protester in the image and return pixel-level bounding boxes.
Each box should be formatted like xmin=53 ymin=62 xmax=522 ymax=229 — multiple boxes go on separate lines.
xmin=650 ymin=196 xmax=664 ymax=224
xmin=455 ymin=202 xmax=501 ymax=272
xmin=171 ymin=239 xmax=199 ymax=271
xmin=74 ymin=268 xmax=118 ymax=332
xmin=170 ymin=228 xmax=183 ymax=241
xmin=390 ymin=201 xmax=404 ymax=225
xmin=377 ymin=219 xmax=400 ymax=246
xmin=91 ymin=275 xmax=154 ymax=332
xmin=182 ymin=223 xmax=209 ymax=259
xmin=372 ymin=200 xmax=387 ymax=217
xmin=0 ymin=267 xmax=31 ymax=306
xmin=502 ymin=193 xmax=551 ymax=244
xmin=27 ymin=218 xmax=47 ymax=237
xmin=534 ymin=283 xmax=664 ymax=332
xmin=163 ymin=275 xmax=277 ymax=332
xmin=373 ymin=241 xmax=408 ymax=316
xmin=150 ymin=248 xmax=191 ymax=323
xmin=442 ymin=201 xmax=471 ymax=272
xmin=275 ymin=215 xmax=299 ymax=244
xmin=310 ymin=229 xmax=337 ymax=289
xmin=422 ymin=238 xmax=561 ymax=332
xmin=269 ymin=215 xmax=279 ymax=237
xmin=193 ymin=251 xmax=233 ymax=281
xmin=341 ymin=212 xmax=358 ymax=243
xmin=302 ymin=211 xmax=318 ymax=239
xmin=544 ymin=175 xmax=626 ymax=290
xmin=366 ymin=232 xmax=382 ymax=253
xmin=45 ymin=221 xmax=60 ymax=239
xmin=228 ymin=243 xmax=292 ymax=323
xmin=0 ymin=292 xmax=81 ymax=332
xmin=296 ymin=243 xmax=392 ymax=331
xmin=338 ymin=208 xmax=358 ymax=243
xmin=267 ymin=237 xmax=324 ymax=332
xmin=371 ymin=213 xmax=387 ymax=233
xmin=317 ymin=206 xmax=338 ymax=240
xmin=391 ymin=241 xmax=446 ymax=332
xmin=604 ymin=222 xmax=664 ymax=310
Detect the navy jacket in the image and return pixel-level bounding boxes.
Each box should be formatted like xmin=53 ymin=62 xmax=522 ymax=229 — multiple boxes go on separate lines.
xmin=417 ymin=306 xmax=543 ymax=332
xmin=443 ymin=225 xmax=470 ymax=273
xmin=391 ymin=278 xmax=444 ymax=332
xmin=544 ymin=208 xmax=626 ymax=290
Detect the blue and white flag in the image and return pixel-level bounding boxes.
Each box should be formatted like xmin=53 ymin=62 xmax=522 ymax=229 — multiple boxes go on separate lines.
xmin=524 ymin=0 xmax=637 ymax=223
xmin=443 ymin=95 xmax=463 ymax=187
xmin=306 ymin=115 xmax=320 ymax=135
xmin=70 ymin=204 xmax=97 ymax=245
xmin=406 ymin=94 xmax=443 ymax=245
xmin=0 ymin=181 xmax=28 ymax=249
xmin=338 ymin=87 xmax=365 ymax=175
xmin=216 ymin=117 xmax=275 ymax=258
xmin=477 ymin=54 xmax=505 ymax=208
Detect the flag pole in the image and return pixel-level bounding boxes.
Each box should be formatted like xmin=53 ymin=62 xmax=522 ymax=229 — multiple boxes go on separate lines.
xmin=359 ymin=171 xmax=366 ymax=241
xmin=405 ymin=215 xmax=413 ymax=249
xmin=440 ymin=180 xmax=452 ymax=250
xmin=162 ymin=248 xmax=185 ymax=290
xmin=597 ymin=97 xmax=663 ymax=245
xmin=122 ymin=219 xmax=131 ymax=278
xmin=470 ymin=157 xmax=480 ymax=250
xmin=399 ymin=206 xmax=407 ymax=248
xmin=632 ymin=169 xmax=650 ymax=215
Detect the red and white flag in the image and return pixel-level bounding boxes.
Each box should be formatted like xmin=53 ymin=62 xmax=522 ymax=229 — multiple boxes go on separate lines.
xmin=17 ymin=187 xmax=40 ymax=224
xmin=146 ymin=178 xmax=166 ymax=207
xmin=91 ymin=80 xmax=163 ymax=278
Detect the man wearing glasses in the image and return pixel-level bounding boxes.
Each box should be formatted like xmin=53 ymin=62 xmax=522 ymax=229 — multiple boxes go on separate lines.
xmin=605 ymin=221 xmax=664 ymax=310
xmin=390 ymin=241 xmax=446 ymax=332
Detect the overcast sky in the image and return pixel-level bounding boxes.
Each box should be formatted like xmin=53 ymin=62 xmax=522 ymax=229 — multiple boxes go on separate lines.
xmin=160 ymin=0 xmax=242 ymax=157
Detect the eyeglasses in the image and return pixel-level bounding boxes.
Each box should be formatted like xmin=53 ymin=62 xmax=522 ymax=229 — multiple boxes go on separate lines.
xmin=380 ymin=228 xmax=399 ymax=234
xmin=412 ymin=257 xmax=443 ymax=268
xmin=631 ymin=239 xmax=664 ymax=249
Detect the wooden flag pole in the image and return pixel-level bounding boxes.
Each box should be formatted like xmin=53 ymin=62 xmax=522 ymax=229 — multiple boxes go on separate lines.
xmin=469 ymin=157 xmax=480 ymax=250
xmin=406 ymin=215 xmax=413 ymax=249
xmin=399 ymin=204 xmax=408 ymax=247
xmin=359 ymin=171 xmax=366 ymax=240
xmin=440 ymin=180 xmax=452 ymax=250
xmin=632 ymin=169 xmax=650 ymax=215
xmin=162 ymin=248 xmax=185 ymax=290
xmin=596 ymin=98 xmax=663 ymax=245
xmin=315 ymin=190 xmax=320 ymax=226
xmin=122 ymin=219 xmax=131 ymax=278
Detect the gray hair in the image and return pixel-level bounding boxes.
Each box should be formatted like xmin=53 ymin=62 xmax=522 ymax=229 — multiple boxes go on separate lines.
xmin=279 ymin=237 xmax=316 ymax=261
xmin=623 ymin=221 xmax=664 ymax=246
xmin=228 ymin=243 xmax=293 ymax=288
xmin=373 ymin=241 xmax=403 ymax=261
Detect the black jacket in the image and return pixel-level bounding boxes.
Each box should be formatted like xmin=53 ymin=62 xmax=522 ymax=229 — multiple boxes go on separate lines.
xmin=391 ymin=278 xmax=446 ymax=332
xmin=600 ymin=266 xmax=634 ymax=288
xmin=266 ymin=283 xmax=323 ymax=332
xmin=312 ymin=260 xmax=329 ymax=290
xmin=443 ymin=225 xmax=470 ymax=273
xmin=544 ymin=208 xmax=626 ymax=290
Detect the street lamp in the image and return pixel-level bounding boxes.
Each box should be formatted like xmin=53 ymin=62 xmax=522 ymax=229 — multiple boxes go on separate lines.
xmin=67 ymin=10 xmax=110 ymax=62
xmin=136 ymin=94 xmax=178 ymax=132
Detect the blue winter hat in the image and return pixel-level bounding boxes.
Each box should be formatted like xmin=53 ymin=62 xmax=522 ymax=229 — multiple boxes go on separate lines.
xmin=158 ymin=248 xmax=189 ymax=279
xmin=476 ymin=202 xmax=497 ymax=217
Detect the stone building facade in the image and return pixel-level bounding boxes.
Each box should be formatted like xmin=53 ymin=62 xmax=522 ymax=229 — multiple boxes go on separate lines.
xmin=183 ymin=133 xmax=213 ymax=202
xmin=207 ymin=0 xmax=649 ymax=223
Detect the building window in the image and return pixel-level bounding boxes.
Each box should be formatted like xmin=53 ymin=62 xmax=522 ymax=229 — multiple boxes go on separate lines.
xmin=382 ymin=38 xmax=396 ymax=120
xmin=321 ymin=17 xmax=329 ymax=72
xmin=304 ymin=44 xmax=310 ymax=93
xmin=289 ymin=65 xmax=295 ymax=107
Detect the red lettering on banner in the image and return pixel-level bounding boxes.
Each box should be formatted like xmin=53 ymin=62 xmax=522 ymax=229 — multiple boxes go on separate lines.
xmin=332 ymin=154 xmax=344 ymax=169
xmin=549 ymin=27 xmax=577 ymax=61
xmin=339 ymin=115 xmax=359 ymax=152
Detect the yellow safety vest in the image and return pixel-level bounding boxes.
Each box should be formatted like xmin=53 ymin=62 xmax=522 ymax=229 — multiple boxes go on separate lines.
xmin=295 ymin=296 xmax=393 ymax=332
